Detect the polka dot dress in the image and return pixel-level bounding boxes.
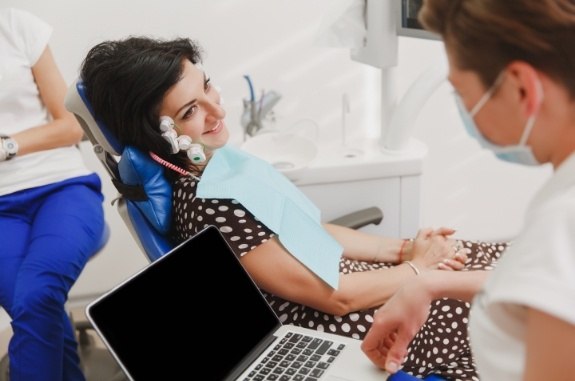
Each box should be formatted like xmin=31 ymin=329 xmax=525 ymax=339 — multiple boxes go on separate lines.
xmin=171 ymin=177 xmax=276 ymax=255
xmin=171 ymin=176 xmax=508 ymax=381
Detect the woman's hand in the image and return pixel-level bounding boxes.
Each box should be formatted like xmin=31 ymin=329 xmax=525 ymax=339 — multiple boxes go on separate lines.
xmin=405 ymin=227 xmax=467 ymax=272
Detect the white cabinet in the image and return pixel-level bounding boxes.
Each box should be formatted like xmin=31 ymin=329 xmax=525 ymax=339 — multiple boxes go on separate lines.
xmin=293 ymin=138 xmax=427 ymax=238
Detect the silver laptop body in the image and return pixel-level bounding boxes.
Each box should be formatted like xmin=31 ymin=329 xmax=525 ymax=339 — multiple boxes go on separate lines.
xmin=86 ymin=225 xmax=388 ymax=381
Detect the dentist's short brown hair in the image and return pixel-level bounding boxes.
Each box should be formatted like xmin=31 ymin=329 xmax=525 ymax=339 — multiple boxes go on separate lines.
xmin=419 ymin=0 xmax=575 ymax=98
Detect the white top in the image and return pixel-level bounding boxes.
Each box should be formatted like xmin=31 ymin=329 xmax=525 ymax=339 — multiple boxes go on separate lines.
xmin=469 ymin=153 xmax=575 ymax=381
xmin=0 ymin=8 xmax=90 ymax=196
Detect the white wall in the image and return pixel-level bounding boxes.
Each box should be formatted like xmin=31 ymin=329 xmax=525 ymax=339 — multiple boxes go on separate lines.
xmin=397 ymin=38 xmax=551 ymax=242
xmin=3 ymin=0 xmax=552 ymax=304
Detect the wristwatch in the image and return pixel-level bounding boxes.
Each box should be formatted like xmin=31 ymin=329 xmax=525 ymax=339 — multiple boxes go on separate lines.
xmin=0 ymin=135 xmax=19 ymax=161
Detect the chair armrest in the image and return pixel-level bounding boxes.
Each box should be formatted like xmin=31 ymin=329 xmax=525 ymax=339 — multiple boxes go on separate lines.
xmin=328 ymin=207 xmax=383 ymax=230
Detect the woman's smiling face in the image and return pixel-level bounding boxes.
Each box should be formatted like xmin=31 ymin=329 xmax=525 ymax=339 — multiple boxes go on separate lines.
xmin=158 ymin=59 xmax=229 ymax=159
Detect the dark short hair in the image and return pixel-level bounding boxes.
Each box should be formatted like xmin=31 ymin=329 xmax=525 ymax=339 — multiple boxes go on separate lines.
xmin=80 ymin=36 xmax=204 ymax=175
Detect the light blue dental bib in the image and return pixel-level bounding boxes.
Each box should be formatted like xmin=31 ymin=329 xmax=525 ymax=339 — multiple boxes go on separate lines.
xmin=196 ymin=146 xmax=342 ymax=289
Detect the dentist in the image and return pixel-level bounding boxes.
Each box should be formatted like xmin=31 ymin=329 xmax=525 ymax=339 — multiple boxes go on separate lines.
xmin=361 ymin=1 xmax=575 ymax=380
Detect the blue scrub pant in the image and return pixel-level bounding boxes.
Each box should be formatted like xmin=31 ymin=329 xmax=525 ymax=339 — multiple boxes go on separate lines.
xmin=0 ymin=174 xmax=105 ymax=381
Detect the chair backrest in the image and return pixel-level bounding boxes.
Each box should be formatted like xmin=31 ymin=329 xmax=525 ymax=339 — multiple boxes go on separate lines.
xmin=65 ymin=78 xmax=174 ymax=262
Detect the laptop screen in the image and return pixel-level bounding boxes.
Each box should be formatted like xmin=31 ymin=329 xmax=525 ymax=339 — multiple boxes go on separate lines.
xmin=86 ymin=226 xmax=281 ymax=380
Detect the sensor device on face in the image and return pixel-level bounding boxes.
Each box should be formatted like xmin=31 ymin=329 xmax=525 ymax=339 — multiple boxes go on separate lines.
xmin=159 ymin=116 xmax=206 ymax=164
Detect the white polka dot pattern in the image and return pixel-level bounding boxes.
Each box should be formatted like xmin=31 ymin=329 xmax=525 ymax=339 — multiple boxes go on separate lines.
xmin=170 ymin=176 xmax=507 ymax=381
xmin=171 ymin=177 xmax=275 ymax=256
xmin=266 ymin=240 xmax=506 ymax=381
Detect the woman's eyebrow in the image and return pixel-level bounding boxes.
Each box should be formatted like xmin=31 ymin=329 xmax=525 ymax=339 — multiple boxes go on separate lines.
xmin=174 ymin=68 xmax=207 ymax=117
xmin=176 ymin=99 xmax=196 ymax=116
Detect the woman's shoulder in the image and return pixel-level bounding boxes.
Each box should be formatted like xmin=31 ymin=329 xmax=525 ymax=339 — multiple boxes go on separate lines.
xmin=173 ymin=175 xmax=199 ymax=189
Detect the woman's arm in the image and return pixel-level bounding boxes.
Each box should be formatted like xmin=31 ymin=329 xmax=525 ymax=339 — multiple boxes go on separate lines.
xmin=324 ymin=223 xmax=465 ymax=270
xmin=524 ymin=308 xmax=575 ymax=381
xmin=323 ymin=223 xmax=406 ymax=263
xmin=239 ymin=231 xmax=464 ymax=316
xmin=11 ymin=46 xmax=83 ymax=156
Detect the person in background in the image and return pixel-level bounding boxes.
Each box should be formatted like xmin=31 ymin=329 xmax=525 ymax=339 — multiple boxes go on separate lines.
xmin=79 ymin=36 xmax=508 ymax=380
xmin=361 ymin=1 xmax=575 ymax=380
xmin=0 ymin=7 xmax=105 ymax=381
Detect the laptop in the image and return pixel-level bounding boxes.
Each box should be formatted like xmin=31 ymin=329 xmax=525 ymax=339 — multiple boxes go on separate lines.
xmin=86 ymin=225 xmax=389 ymax=381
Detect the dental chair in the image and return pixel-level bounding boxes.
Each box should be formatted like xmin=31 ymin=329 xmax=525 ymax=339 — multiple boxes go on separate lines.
xmin=65 ymin=79 xmax=172 ymax=262
xmin=65 ymin=78 xmax=449 ymax=381
xmin=64 ymin=77 xmax=384 ymax=264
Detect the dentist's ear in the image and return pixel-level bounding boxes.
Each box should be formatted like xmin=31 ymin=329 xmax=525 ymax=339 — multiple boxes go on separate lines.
xmin=508 ymin=61 xmax=544 ymax=115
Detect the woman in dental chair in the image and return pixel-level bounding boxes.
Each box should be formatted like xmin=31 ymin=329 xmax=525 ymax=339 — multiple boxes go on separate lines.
xmin=80 ymin=36 xmax=505 ymax=381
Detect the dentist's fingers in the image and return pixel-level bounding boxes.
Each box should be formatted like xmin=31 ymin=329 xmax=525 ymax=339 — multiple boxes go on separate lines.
xmin=437 ymin=258 xmax=464 ymax=271
xmin=362 ymin=327 xmax=410 ymax=375
xmin=383 ymin=332 xmax=412 ymax=374
xmin=437 ymin=248 xmax=469 ymax=271
xmin=430 ymin=226 xmax=456 ymax=238
xmin=454 ymin=249 xmax=469 ymax=264
xmin=384 ymin=331 xmax=398 ymax=350
xmin=362 ymin=281 xmax=434 ymax=373
xmin=415 ymin=227 xmax=434 ymax=240
xmin=361 ymin=321 xmax=399 ymax=369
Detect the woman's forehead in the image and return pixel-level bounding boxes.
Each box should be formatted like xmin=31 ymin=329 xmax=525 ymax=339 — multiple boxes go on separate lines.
xmin=160 ymin=61 xmax=205 ymax=113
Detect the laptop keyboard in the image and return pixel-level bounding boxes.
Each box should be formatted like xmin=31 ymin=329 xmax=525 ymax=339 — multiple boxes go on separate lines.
xmin=241 ymin=331 xmax=346 ymax=381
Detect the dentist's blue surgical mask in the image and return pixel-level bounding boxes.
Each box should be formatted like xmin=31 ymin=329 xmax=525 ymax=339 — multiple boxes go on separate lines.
xmin=454 ymin=72 xmax=541 ymax=166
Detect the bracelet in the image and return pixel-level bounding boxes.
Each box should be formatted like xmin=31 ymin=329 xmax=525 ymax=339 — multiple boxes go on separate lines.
xmin=404 ymin=261 xmax=420 ymax=275
xmin=399 ymin=239 xmax=408 ymax=262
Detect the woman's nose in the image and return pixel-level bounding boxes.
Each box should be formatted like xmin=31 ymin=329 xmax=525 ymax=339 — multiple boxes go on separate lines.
xmin=205 ymin=95 xmax=225 ymax=119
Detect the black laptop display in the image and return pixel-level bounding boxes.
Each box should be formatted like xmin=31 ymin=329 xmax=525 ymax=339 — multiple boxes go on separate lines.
xmin=87 ymin=226 xmax=279 ymax=380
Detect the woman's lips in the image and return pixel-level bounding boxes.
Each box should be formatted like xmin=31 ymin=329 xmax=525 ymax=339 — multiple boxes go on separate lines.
xmin=204 ymin=121 xmax=223 ymax=135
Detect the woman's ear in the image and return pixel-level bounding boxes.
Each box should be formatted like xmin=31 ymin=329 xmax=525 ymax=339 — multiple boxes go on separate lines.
xmin=506 ymin=61 xmax=544 ymax=117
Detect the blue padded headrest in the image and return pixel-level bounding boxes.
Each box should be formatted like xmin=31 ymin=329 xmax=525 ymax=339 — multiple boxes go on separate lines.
xmin=118 ymin=146 xmax=172 ymax=234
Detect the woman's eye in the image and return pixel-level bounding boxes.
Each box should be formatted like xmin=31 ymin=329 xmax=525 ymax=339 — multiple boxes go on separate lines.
xmin=183 ymin=105 xmax=198 ymax=119
xmin=204 ymin=77 xmax=211 ymax=91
